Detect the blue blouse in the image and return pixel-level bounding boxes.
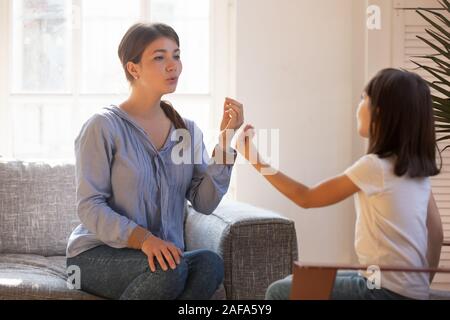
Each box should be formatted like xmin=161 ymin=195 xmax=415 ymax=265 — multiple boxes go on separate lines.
xmin=66 ymin=105 xmax=235 ymax=258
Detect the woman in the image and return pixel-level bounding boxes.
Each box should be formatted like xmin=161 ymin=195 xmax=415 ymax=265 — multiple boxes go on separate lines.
xmin=66 ymin=22 xmax=244 ymax=300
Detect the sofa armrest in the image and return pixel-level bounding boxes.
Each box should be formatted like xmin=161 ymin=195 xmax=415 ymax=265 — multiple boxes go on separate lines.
xmin=184 ymin=200 xmax=298 ymax=300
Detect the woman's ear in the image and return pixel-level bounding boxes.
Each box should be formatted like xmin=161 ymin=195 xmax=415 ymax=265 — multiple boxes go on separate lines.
xmin=126 ymin=61 xmax=140 ymax=80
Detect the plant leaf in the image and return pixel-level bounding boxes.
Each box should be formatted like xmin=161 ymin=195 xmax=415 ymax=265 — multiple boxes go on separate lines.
xmin=412 ymin=61 xmax=450 ymax=80
xmin=416 ymin=10 xmax=450 ymax=40
xmin=435 ymin=124 xmax=450 ymax=129
xmin=432 ymin=95 xmax=450 ymax=107
xmin=429 ymin=82 xmax=450 ymax=98
xmin=434 ymin=110 xmax=450 ymax=120
xmin=416 ymin=9 xmax=450 ymax=39
xmin=417 ymin=7 xmax=450 ymax=28
xmin=425 ymin=29 xmax=450 ymax=51
xmin=415 ymin=63 xmax=450 ymax=87
xmin=436 ymin=135 xmax=450 ymax=142
xmin=417 ymin=36 xmax=450 ymax=60
xmin=412 ymin=55 xmax=450 ymax=72
xmin=439 ymin=0 xmax=450 ymax=12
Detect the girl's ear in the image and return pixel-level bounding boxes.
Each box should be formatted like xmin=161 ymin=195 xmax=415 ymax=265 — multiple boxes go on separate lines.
xmin=368 ymin=97 xmax=379 ymax=115
xmin=126 ymin=61 xmax=140 ymax=80
xmin=374 ymin=106 xmax=380 ymax=115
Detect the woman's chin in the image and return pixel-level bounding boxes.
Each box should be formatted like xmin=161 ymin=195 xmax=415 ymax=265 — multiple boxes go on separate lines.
xmin=163 ymin=87 xmax=177 ymax=95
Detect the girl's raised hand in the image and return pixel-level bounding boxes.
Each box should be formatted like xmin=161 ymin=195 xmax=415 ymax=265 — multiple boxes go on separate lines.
xmin=236 ymin=124 xmax=257 ymax=161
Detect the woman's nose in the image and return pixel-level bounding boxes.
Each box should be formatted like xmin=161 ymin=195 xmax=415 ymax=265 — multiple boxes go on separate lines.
xmin=166 ymin=63 xmax=177 ymax=72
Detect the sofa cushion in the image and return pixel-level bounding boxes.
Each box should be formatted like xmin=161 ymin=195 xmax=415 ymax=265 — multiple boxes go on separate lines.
xmin=0 ymin=160 xmax=80 ymax=256
xmin=0 ymin=254 xmax=225 ymax=300
xmin=0 ymin=254 xmax=101 ymax=300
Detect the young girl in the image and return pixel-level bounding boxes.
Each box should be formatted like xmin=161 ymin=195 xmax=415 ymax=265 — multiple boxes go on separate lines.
xmin=66 ymin=23 xmax=243 ymax=299
xmin=236 ymin=68 xmax=444 ymax=300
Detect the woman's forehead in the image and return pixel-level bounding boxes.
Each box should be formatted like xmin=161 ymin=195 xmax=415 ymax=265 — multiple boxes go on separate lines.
xmin=143 ymin=37 xmax=180 ymax=55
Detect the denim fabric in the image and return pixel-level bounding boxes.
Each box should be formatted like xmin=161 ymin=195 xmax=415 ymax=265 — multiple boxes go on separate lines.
xmin=66 ymin=245 xmax=224 ymax=300
xmin=265 ymin=272 xmax=412 ymax=300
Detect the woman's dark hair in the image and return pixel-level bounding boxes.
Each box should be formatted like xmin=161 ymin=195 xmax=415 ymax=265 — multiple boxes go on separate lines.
xmin=118 ymin=22 xmax=186 ymax=129
xmin=365 ymin=68 xmax=440 ymax=178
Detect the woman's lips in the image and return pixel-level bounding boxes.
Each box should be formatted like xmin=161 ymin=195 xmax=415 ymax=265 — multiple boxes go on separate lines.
xmin=166 ymin=77 xmax=178 ymax=84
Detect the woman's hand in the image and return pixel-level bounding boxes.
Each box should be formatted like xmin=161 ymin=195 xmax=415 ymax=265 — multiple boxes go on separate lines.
xmin=220 ymin=97 xmax=244 ymax=132
xmin=219 ymin=97 xmax=244 ymax=150
xmin=141 ymin=234 xmax=183 ymax=272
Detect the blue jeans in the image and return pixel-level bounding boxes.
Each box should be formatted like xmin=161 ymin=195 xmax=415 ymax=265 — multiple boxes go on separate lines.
xmin=265 ymin=272 xmax=411 ymax=300
xmin=66 ymin=245 xmax=224 ymax=300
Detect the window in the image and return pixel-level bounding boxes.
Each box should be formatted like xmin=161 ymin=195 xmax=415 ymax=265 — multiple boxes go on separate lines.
xmin=0 ymin=0 xmax=231 ymax=160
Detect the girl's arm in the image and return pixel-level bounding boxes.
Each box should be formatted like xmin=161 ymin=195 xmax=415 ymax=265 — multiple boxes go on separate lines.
xmin=426 ymin=192 xmax=444 ymax=283
xmin=237 ymin=125 xmax=360 ymax=209
xmin=250 ymin=155 xmax=359 ymax=209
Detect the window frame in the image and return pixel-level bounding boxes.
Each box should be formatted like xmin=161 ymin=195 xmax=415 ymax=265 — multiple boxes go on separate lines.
xmin=0 ymin=0 xmax=234 ymax=159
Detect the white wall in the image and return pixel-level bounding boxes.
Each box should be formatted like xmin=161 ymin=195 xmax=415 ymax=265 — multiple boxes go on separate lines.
xmin=233 ymin=0 xmax=369 ymax=264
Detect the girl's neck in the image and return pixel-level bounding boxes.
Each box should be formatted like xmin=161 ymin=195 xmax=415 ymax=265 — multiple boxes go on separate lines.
xmin=120 ymin=86 xmax=163 ymax=120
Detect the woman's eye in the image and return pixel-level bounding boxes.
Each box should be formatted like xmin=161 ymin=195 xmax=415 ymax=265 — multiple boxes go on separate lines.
xmin=154 ymin=56 xmax=164 ymax=61
xmin=174 ymin=55 xmax=181 ymax=60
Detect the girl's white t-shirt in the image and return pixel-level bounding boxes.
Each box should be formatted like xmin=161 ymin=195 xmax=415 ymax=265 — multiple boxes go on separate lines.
xmin=344 ymin=154 xmax=431 ymax=300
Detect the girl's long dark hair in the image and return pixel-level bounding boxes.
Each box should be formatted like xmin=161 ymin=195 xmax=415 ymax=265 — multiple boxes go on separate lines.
xmin=365 ymin=68 xmax=440 ymax=178
xmin=118 ymin=22 xmax=186 ymax=130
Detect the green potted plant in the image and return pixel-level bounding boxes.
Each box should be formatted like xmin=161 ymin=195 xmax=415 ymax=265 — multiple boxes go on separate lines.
xmin=413 ymin=0 xmax=450 ymax=150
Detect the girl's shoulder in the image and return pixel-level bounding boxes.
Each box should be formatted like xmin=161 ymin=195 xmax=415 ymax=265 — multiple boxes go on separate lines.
xmin=357 ymin=154 xmax=401 ymax=181
xmin=352 ymin=153 xmax=384 ymax=170
xmin=357 ymin=153 xmax=395 ymax=169
xmin=345 ymin=154 xmax=385 ymax=196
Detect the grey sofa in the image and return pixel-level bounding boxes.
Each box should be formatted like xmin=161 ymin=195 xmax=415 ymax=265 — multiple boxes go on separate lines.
xmin=0 ymin=159 xmax=298 ymax=300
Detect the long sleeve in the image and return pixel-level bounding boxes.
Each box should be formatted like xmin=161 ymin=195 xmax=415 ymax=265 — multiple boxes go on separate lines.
xmin=185 ymin=122 xmax=236 ymax=215
xmin=75 ymin=114 xmax=138 ymax=247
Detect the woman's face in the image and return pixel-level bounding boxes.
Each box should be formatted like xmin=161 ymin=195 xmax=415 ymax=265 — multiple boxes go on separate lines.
xmin=357 ymin=92 xmax=371 ymax=138
xmin=129 ymin=37 xmax=182 ymax=95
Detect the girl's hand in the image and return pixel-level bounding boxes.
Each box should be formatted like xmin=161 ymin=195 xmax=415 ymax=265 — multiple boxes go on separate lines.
xmin=236 ymin=124 xmax=257 ymax=161
xmin=220 ymin=97 xmax=244 ymax=133
xmin=141 ymin=234 xmax=183 ymax=272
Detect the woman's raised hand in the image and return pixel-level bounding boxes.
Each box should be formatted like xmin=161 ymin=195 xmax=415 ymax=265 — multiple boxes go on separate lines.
xmin=220 ymin=97 xmax=244 ymax=133
xmin=218 ymin=97 xmax=244 ymax=152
